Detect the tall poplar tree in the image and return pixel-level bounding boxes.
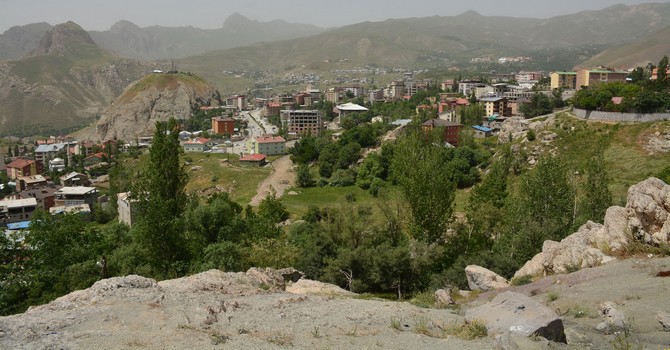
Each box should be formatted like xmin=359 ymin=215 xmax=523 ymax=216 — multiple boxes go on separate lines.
xmin=133 ymin=118 xmax=189 ymax=275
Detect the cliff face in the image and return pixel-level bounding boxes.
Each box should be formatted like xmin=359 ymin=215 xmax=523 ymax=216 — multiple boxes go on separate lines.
xmin=86 ymin=72 xmax=222 ymax=141
xmin=30 ymin=21 xmax=97 ymax=56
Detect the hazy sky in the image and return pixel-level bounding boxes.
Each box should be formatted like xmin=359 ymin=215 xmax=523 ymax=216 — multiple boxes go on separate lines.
xmin=0 ymin=0 xmax=667 ymax=32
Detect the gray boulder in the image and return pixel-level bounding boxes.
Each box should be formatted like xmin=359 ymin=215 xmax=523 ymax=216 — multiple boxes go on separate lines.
xmin=596 ymin=301 xmax=626 ymax=333
xmin=434 ymin=289 xmax=454 ymax=307
xmin=626 ymin=177 xmax=670 ymax=245
xmin=465 ymin=265 xmax=510 ymax=291
xmin=656 ymin=311 xmax=670 ymax=331
xmin=465 ymin=291 xmax=566 ymax=343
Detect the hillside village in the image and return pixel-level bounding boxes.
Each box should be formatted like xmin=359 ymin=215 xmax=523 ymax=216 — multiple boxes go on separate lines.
xmin=1 ymin=2 xmax=670 ymax=349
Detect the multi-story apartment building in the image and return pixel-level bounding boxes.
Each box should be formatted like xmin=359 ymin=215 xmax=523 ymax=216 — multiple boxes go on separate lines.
xmin=226 ymin=95 xmax=247 ymax=111
xmin=550 ymin=72 xmax=578 ymax=90
xmin=6 ymin=159 xmax=43 ymax=180
xmin=480 ymin=97 xmax=512 ymax=117
xmin=0 ymin=198 xmax=37 ymax=225
xmin=515 ymin=71 xmax=544 ymax=82
xmin=282 ymin=110 xmax=323 ymax=136
xmin=254 ymin=135 xmax=286 ymax=156
xmin=421 ymin=119 xmax=463 ymax=147
xmin=211 ymin=117 xmax=235 ymax=135
xmin=575 ymin=68 xmax=628 ymax=89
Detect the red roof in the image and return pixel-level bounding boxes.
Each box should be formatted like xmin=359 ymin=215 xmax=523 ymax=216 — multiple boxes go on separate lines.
xmin=268 ymin=102 xmax=281 ymax=107
xmin=7 ymin=159 xmax=34 ymax=169
xmin=239 ymin=154 xmax=266 ymax=161
xmin=255 ymin=135 xmax=286 ymax=144
xmin=85 ymin=152 xmax=106 ymax=160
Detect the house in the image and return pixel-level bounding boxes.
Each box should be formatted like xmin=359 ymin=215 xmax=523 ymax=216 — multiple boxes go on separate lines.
xmin=575 ymin=68 xmax=628 ymax=89
xmin=335 ymin=103 xmax=369 ymax=119
xmin=239 ymin=154 xmax=267 ymax=167
xmin=282 ymin=110 xmax=323 ymax=136
xmin=6 ymin=159 xmax=43 ymax=180
xmin=264 ymin=102 xmax=282 ymax=117
xmin=16 ymin=175 xmax=48 ymax=192
xmin=422 ymin=119 xmax=463 ymax=147
xmin=651 ymin=67 xmax=670 ymax=80
xmin=60 ymin=172 xmax=90 ymax=187
xmin=17 ymin=185 xmax=59 ymax=211
xmin=325 ymin=89 xmax=341 ymax=103
xmin=83 ymin=152 xmax=107 ymax=167
xmin=254 ymin=135 xmax=286 ymax=156
xmin=472 ymin=125 xmax=493 ymax=138
xmin=53 ymin=186 xmax=99 ymax=213
xmin=0 ymin=198 xmax=38 ymax=225
xmin=182 ymin=138 xmax=210 ymax=153
xmin=211 ymin=117 xmax=235 ymax=135
xmin=117 ymin=192 xmax=137 ymax=227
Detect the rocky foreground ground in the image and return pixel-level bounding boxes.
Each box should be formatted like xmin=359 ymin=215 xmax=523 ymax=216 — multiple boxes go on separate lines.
xmin=1 ymin=256 xmax=669 ymax=350
xmin=2 ymin=177 xmax=670 ymax=349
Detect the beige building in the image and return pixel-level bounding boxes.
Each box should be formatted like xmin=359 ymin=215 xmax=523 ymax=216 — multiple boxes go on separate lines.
xmin=575 ymin=68 xmax=628 ymax=89
xmin=550 ymin=72 xmax=577 ymax=90
xmin=117 ymin=192 xmax=137 ymax=227
xmin=480 ymin=97 xmax=511 ymax=117
xmin=253 ymin=135 xmax=286 ymax=156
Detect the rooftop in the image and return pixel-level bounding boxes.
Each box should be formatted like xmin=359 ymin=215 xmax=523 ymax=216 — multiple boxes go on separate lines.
xmin=18 ymin=175 xmax=47 ymax=184
xmin=255 ymin=135 xmax=286 ymax=144
xmin=336 ymin=103 xmax=369 ymax=112
xmin=239 ymin=154 xmax=266 ymax=162
xmin=472 ymin=125 xmax=494 ymax=133
xmin=7 ymin=159 xmax=35 ymax=169
xmin=56 ymin=187 xmax=98 ymax=196
xmin=0 ymin=198 xmax=38 ymax=208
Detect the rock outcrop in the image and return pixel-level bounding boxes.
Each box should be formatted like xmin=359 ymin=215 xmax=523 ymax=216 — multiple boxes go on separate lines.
xmin=86 ymin=72 xmax=222 ymax=141
xmin=465 ymin=291 xmax=566 ymax=343
xmin=30 ymin=21 xmax=97 ymax=56
xmin=498 ymin=117 xmax=529 ymax=143
xmin=465 ymin=265 xmax=510 ymax=291
xmin=595 ymin=301 xmax=626 ymax=333
xmin=515 ymin=177 xmax=670 ymax=278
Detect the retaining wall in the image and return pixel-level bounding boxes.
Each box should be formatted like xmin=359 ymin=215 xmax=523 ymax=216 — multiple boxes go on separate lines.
xmin=573 ymin=108 xmax=670 ymax=123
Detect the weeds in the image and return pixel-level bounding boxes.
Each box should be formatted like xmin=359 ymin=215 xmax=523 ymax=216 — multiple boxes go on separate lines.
xmin=345 ymin=325 xmax=358 ymax=337
xmin=442 ymin=319 xmax=488 ymax=340
xmin=413 ymin=316 xmax=431 ymax=335
xmin=510 ymin=275 xmax=533 ymax=286
xmin=311 ymin=326 xmax=321 ymax=338
xmin=390 ymin=317 xmax=402 ymax=331
xmin=611 ymin=319 xmax=642 ymax=350
xmin=410 ymin=290 xmax=436 ymax=308
xmin=546 ymin=291 xmax=560 ymax=302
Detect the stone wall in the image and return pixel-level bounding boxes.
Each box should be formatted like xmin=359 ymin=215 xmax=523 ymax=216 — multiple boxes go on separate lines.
xmin=573 ymin=108 xmax=670 ymax=122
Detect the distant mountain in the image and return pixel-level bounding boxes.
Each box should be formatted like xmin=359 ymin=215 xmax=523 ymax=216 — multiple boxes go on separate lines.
xmin=0 ymin=22 xmax=150 ymax=136
xmin=88 ymin=14 xmax=324 ymax=60
xmin=579 ymin=25 xmax=670 ymax=69
xmin=0 ymin=22 xmax=53 ymax=60
xmin=175 ymin=3 xmax=670 ymax=73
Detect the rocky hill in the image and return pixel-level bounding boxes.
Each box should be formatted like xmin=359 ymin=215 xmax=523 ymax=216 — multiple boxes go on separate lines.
xmin=1 ymin=178 xmax=670 ymax=349
xmin=579 ymin=25 xmax=670 ymax=69
xmin=77 ymin=72 xmax=222 ymax=142
xmin=0 ymin=22 xmax=150 ymax=137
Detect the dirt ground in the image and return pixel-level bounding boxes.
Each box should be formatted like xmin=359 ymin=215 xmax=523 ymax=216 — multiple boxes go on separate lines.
xmin=249 ymin=155 xmax=295 ymax=206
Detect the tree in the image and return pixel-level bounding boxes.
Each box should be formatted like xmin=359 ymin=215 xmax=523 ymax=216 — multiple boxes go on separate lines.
xmin=579 ymin=154 xmax=612 ymax=224
xmin=391 ymin=131 xmax=455 ymax=243
xmin=520 ymin=92 xmax=553 ymax=118
xmin=297 ymin=164 xmax=314 ymax=187
xmin=132 ymin=117 xmax=189 ymax=275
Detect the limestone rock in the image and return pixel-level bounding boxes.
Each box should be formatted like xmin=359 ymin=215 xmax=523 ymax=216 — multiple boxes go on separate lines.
xmin=498 ymin=117 xmax=529 ymax=143
xmin=514 ymin=221 xmax=615 ymax=278
xmin=626 ymin=177 xmax=670 ymax=245
xmin=434 ymin=289 xmax=454 ymax=307
xmin=465 ymin=265 xmax=509 ymax=291
xmin=465 ymin=291 xmax=566 ymax=343
xmin=597 ymin=206 xmax=630 ymax=252
xmin=286 ymin=279 xmax=355 ymax=296
xmin=657 ymin=311 xmax=670 ymax=331
xmin=596 ymin=301 xmax=626 ymax=333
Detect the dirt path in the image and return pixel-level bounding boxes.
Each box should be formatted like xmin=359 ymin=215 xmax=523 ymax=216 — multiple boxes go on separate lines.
xmin=249 ymin=155 xmax=295 ymax=206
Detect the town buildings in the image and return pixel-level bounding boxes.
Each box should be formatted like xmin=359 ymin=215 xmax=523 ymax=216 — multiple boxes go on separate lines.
xmin=282 ymin=110 xmax=323 ymax=136
xmin=6 ymin=159 xmax=43 ymax=180
xmin=253 ymin=135 xmax=286 ymax=156
xmin=575 ymin=68 xmax=629 ymax=89
xmin=421 ymin=119 xmax=463 ymax=147
xmin=212 ymin=117 xmax=235 ymax=135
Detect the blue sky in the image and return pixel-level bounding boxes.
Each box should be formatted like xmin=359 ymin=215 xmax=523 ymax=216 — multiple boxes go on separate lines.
xmin=0 ymin=0 xmax=666 ymax=32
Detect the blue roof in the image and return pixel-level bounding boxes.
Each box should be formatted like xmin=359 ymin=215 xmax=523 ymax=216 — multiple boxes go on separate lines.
xmin=472 ymin=125 xmax=493 ymax=132
xmin=391 ymin=119 xmax=412 ymax=126
xmin=7 ymin=221 xmax=31 ymax=230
